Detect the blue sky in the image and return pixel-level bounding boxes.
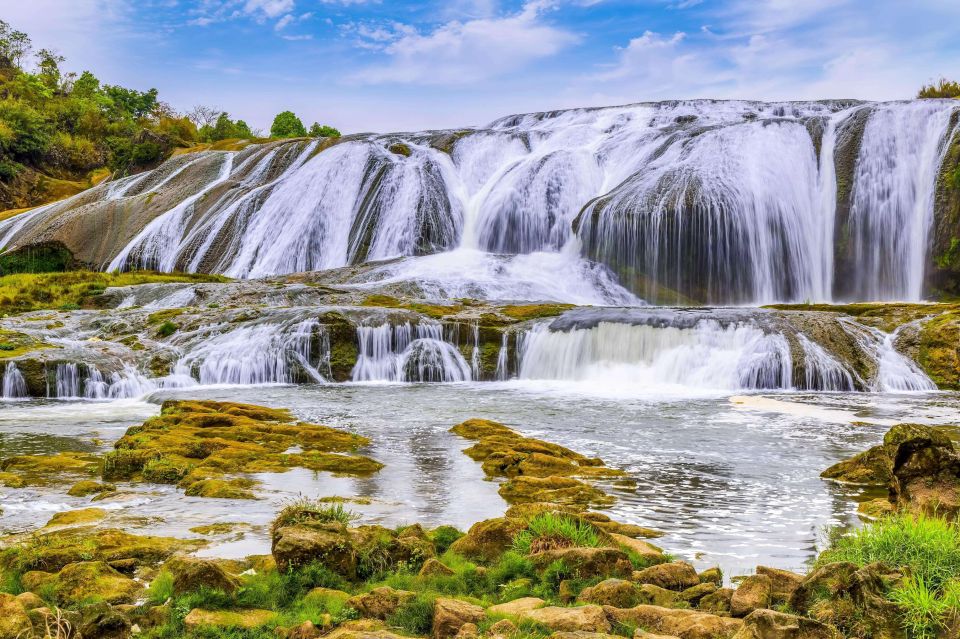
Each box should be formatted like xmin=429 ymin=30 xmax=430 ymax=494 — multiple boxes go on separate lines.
xmin=6 ymin=1 xmax=960 ymax=132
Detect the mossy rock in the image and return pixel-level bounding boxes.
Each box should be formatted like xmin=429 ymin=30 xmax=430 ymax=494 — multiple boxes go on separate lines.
xmin=53 ymin=560 xmax=141 ymax=605
xmin=44 ymin=508 xmax=107 ymax=528
xmin=67 ymin=480 xmax=116 ymax=497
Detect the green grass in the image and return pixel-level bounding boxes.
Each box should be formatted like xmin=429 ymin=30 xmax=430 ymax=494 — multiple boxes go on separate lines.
xmin=271 ymin=498 xmax=357 ymax=536
xmin=819 ymin=513 xmax=960 ymax=638
xmin=430 ymin=525 xmax=463 ymax=555
xmin=156 ymin=320 xmax=179 ymax=337
xmin=511 ymin=513 xmax=602 ymax=555
xmin=147 ymin=570 xmax=175 ymax=604
xmin=385 ymin=592 xmax=436 ymax=635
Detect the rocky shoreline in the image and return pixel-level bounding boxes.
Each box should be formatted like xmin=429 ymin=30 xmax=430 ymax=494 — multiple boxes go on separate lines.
xmin=1 ymin=400 xmax=958 ymax=639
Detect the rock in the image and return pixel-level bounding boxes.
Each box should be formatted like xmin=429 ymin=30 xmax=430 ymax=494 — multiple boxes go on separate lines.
xmin=287 ymin=620 xmax=323 ymax=639
xmin=67 ymin=480 xmax=117 ymax=497
xmin=788 ymin=563 xmax=858 ymax=614
xmin=0 ymin=593 xmax=31 ymax=639
xmin=636 ymin=584 xmax=679 ymax=607
xmin=449 ymin=517 xmax=525 ymax=562
xmin=635 ymin=632 xmax=682 ymax=639
xmin=45 ymin=507 xmax=107 ymax=527
xmin=679 ymin=583 xmax=717 ymax=606
xmin=489 ymin=619 xmax=517 ymax=637
xmin=419 ymin=557 xmax=455 ymax=577
xmin=20 ymin=571 xmax=56 ymax=593
xmin=577 ymin=579 xmax=640 ymax=608
xmin=531 ymin=547 xmax=632 ymax=579
xmin=730 ymin=575 xmax=772 ymax=617
xmin=610 ymin=533 xmax=666 ymax=563
xmin=348 ymin=587 xmax=416 ymax=620
xmin=522 ymin=606 xmax=611 ymax=633
xmin=165 ymin=555 xmax=241 ymax=596
xmin=698 ymin=588 xmax=734 ymax=615
xmin=755 ymin=566 xmax=803 ymax=605
xmin=486 ymin=597 xmax=546 ymax=617
xmin=454 ymin=622 xmax=479 ymax=639
xmin=886 ymin=423 xmax=960 ymax=515
xmin=697 ymin=567 xmax=723 ymax=587
xmin=820 ymin=443 xmax=893 ymax=484
xmin=549 ymin=633 xmax=620 ymax=639
xmin=732 ymin=609 xmax=841 ymax=639
xmin=433 ymin=598 xmax=485 ymax=639
xmin=54 ymin=561 xmax=141 ymax=605
xmin=14 ymin=592 xmax=43 ymax=610
xmin=272 ymin=522 xmax=356 ymax=576
xmin=305 ymin=587 xmax=352 ymax=605
xmin=499 ymin=475 xmax=613 ymax=507
xmin=183 ymin=608 xmax=276 ymax=630
xmin=325 ymin=630 xmax=409 ymax=639
xmin=604 ymin=605 xmax=743 ymax=639
xmin=77 ymin=601 xmax=130 ymax=639
xmin=632 ymin=562 xmax=700 ymax=591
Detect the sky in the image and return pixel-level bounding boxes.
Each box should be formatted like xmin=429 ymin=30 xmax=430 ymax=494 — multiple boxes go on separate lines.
xmin=4 ymin=0 xmax=960 ymax=133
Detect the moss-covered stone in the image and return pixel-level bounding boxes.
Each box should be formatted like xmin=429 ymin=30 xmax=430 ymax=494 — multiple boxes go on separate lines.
xmin=66 ymin=480 xmax=116 ymax=497
xmin=53 ymin=561 xmax=141 ymax=605
xmin=44 ymin=508 xmax=107 ymax=528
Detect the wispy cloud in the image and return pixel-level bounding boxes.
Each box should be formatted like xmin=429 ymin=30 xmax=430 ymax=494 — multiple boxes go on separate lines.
xmin=350 ymin=1 xmax=578 ymax=85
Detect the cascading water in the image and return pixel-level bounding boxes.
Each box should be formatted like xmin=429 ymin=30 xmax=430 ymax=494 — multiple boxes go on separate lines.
xmin=1 ymin=363 xmax=27 ymax=400
xmin=352 ymin=322 xmax=470 ymax=382
xmin=517 ymin=319 xmax=793 ymax=391
xmin=837 ymin=318 xmax=937 ymax=392
xmin=797 ymin=335 xmax=856 ymax=391
xmin=2 ymin=100 xmax=954 ymax=306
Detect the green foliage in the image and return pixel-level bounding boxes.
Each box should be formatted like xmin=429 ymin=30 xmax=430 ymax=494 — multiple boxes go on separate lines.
xmin=308 ymin=122 xmax=340 ymax=138
xmin=430 ymin=525 xmax=464 ymax=555
xmin=156 ymin=320 xmax=179 ymax=338
xmin=919 ymin=78 xmax=960 ymax=99
xmin=386 ymin=592 xmax=435 ymax=635
xmin=270 ymin=110 xmax=306 ymax=138
xmin=271 ymin=497 xmax=357 ymax=535
xmin=511 ymin=513 xmax=602 ymax=555
xmin=147 ymin=570 xmax=175 ymax=604
xmin=820 ymin=513 xmax=960 ymax=639
xmin=0 ymin=242 xmax=73 ymax=275
xmin=0 ymin=18 xmax=199 ymax=200
xmin=200 ymin=112 xmax=253 ymax=142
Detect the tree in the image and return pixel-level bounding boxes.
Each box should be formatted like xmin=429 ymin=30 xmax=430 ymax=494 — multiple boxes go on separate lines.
xmin=918 ymin=78 xmax=960 ymax=99
xmin=71 ymin=71 xmax=100 ymax=99
xmin=35 ymin=48 xmax=65 ymax=90
xmin=103 ymin=85 xmax=159 ymax=118
xmin=207 ymin=112 xmax=253 ymax=141
xmin=270 ymin=110 xmax=306 ymax=138
xmin=187 ymin=104 xmax=221 ymax=129
xmin=308 ymin=122 xmax=341 ymax=138
xmin=0 ymin=21 xmax=32 ymax=69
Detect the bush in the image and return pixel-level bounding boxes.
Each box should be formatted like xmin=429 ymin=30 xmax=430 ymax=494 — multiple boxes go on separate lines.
xmin=386 ymin=593 xmax=435 ymax=635
xmin=820 ymin=513 xmax=960 ymax=639
xmin=156 ymin=320 xmax=178 ymax=337
xmin=511 ymin=513 xmax=602 ymax=555
xmin=918 ymin=78 xmax=960 ymax=99
xmin=430 ymin=525 xmax=463 ymax=555
xmin=270 ymin=110 xmax=306 ymax=138
xmin=147 ymin=570 xmax=175 ymax=604
xmin=272 ymin=497 xmax=356 ymax=535
xmin=308 ymin=122 xmax=340 ymax=138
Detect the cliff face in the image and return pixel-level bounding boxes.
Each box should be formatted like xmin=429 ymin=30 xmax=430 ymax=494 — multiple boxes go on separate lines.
xmin=929 ymin=111 xmax=960 ymax=298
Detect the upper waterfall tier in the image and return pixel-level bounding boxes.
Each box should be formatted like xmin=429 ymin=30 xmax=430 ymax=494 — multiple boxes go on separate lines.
xmin=0 ymin=99 xmax=957 ymax=305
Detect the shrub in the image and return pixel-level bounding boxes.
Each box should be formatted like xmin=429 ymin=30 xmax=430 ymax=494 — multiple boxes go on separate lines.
xmin=386 ymin=593 xmax=435 ymax=635
xmin=918 ymin=78 xmax=960 ymax=99
xmin=308 ymin=122 xmax=340 ymax=138
xmin=270 ymin=111 xmax=306 ymax=138
xmin=511 ymin=513 xmax=601 ymax=555
xmin=147 ymin=570 xmax=175 ymax=604
xmin=430 ymin=526 xmax=463 ymax=555
xmin=156 ymin=320 xmax=178 ymax=337
xmin=271 ymin=497 xmax=356 ymax=535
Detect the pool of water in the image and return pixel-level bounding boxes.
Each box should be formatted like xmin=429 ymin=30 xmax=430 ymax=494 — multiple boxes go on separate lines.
xmin=1 ymin=382 xmax=957 ymax=577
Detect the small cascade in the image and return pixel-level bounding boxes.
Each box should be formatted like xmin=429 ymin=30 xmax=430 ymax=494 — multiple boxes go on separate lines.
xmin=1 ymin=363 xmax=27 ymax=399
xmin=171 ymin=318 xmax=325 ymax=385
xmin=352 ymin=322 xmax=471 ymax=382
xmin=469 ymin=324 xmax=481 ymax=380
xmin=53 ymin=363 xmax=81 ymax=398
xmin=518 ymin=319 xmax=793 ymax=390
xmin=838 ymin=319 xmax=937 ymax=391
xmin=47 ymin=363 xmax=157 ymax=399
xmin=797 ymin=335 xmax=856 ymax=391
xmin=495 ymin=332 xmax=510 ymax=381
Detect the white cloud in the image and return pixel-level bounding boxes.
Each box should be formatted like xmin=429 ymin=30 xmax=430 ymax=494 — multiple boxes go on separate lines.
xmin=244 ymin=0 xmax=294 ymax=19
xmin=351 ymin=1 xmax=577 ymax=85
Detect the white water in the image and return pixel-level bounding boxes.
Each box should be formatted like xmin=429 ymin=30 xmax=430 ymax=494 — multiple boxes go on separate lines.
xmin=1 ymin=362 xmax=27 ymax=399
xmin=797 ymin=334 xmax=855 ymax=391
xmin=2 ymin=100 xmax=954 ymax=305
xmin=352 ymin=322 xmax=471 ymax=382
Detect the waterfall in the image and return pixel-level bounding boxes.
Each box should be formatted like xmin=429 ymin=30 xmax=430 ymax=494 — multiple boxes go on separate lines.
xmin=797 ymin=335 xmax=855 ymax=391
xmin=1 ymin=100 xmax=955 ymax=305
xmin=517 ymin=320 xmax=793 ymax=391
xmin=170 ymin=318 xmax=324 ymax=385
xmin=352 ymin=322 xmax=471 ymax=382
xmin=53 ymin=363 xmax=81 ymax=398
xmin=495 ymin=333 xmax=510 ymax=381
xmin=838 ymin=319 xmax=937 ymax=391
xmin=845 ymin=101 xmax=957 ymax=300
xmin=1 ymin=363 xmax=27 ymax=400
xmin=47 ymin=363 xmax=157 ymax=399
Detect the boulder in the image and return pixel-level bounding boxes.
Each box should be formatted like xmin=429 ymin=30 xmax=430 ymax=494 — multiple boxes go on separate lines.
xmin=0 ymin=593 xmax=31 ymax=639
xmin=165 ymin=555 xmax=240 ymax=596
xmin=610 ymin=533 xmax=666 ymax=564
xmin=183 ymin=608 xmax=276 ymax=630
xmin=531 ymin=547 xmax=632 ymax=579
xmin=420 ymin=558 xmax=456 ymax=577
xmin=732 ymin=609 xmax=841 ymax=639
xmin=636 ymin=584 xmax=679 ymax=607
xmin=698 ymin=588 xmax=733 ymax=615
xmin=287 ymin=620 xmax=323 ymax=639
xmin=271 ymin=522 xmax=356 ymax=576
xmin=488 ymin=619 xmax=518 ymax=637
xmin=454 ymin=622 xmax=479 ymax=639
xmin=54 ymin=561 xmax=140 ymax=605
xmin=521 ymin=605 xmax=611 ymax=633
xmin=604 ymin=605 xmax=743 ymax=639
xmin=632 ymin=562 xmax=700 ymax=591
xmin=697 ymin=567 xmax=722 ymax=587
xmin=14 ymin=592 xmax=43 ymax=610
xmin=67 ymin=480 xmax=117 ymax=497
xmin=679 ymin=583 xmax=717 ymax=606
xmin=433 ymin=598 xmax=485 ymax=639
xmin=76 ymin=601 xmax=130 ymax=639
xmin=788 ymin=563 xmax=858 ymax=614
xmin=755 ymin=566 xmax=803 ymax=605
xmin=486 ymin=597 xmax=546 ymax=617
xmin=886 ymin=424 xmax=960 ymax=515
xmin=449 ymin=518 xmax=525 ymax=562
xmin=550 ymin=633 xmax=621 ymax=639
xmin=577 ymin=579 xmax=640 ymax=608
xmin=635 ymin=632 xmax=682 ymax=639
xmin=730 ymin=575 xmax=771 ymax=618
xmin=347 ymin=587 xmax=416 ymax=620
xmin=820 ymin=443 xmax=893 ymax=484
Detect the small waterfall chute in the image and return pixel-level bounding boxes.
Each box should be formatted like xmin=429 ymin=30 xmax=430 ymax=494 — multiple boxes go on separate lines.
xmin=1 ymin=363 xmax=28 ymax=400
